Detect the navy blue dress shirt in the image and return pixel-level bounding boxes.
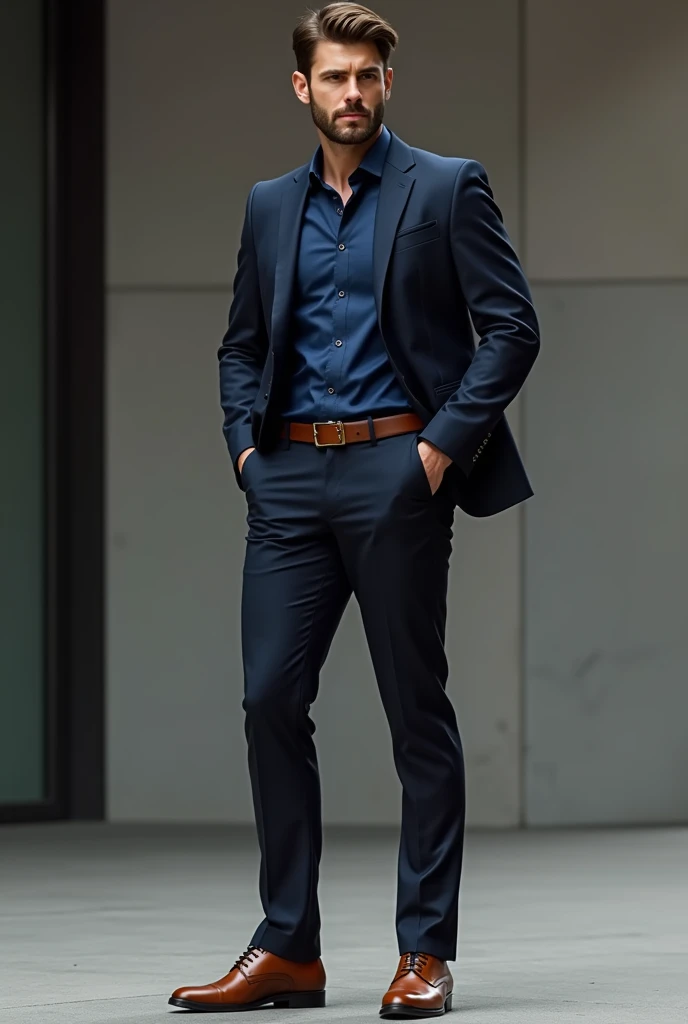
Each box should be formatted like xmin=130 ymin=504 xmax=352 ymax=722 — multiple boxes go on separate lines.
xmin=280 ymin=124 xmax=412 ymax=422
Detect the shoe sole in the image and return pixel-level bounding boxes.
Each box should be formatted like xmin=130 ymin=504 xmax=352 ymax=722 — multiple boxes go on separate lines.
xmin=379 ymin=992 xmax=453 ymax=1018
xmin=168 ymin=989 xmax=326 ymax=1012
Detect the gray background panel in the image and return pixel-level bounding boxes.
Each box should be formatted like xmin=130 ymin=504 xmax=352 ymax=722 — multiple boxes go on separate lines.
xmin=526 ymin=0 xmax=688 ymax=280
xmin=524 ymin=283 xmax=688 ymax=824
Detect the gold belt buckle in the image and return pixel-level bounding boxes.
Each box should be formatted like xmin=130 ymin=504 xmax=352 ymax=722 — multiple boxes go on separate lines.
xmin=313 ymin=420 xmax=345 ymax=447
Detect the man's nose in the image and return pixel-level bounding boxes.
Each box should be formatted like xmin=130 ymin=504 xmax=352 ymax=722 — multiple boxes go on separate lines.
xmin=344 ymin=79 xmax=363 ymax=101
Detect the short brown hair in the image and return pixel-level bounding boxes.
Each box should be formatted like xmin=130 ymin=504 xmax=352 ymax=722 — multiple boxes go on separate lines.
xmin=293 ymin=3 xmax=399 ymax=83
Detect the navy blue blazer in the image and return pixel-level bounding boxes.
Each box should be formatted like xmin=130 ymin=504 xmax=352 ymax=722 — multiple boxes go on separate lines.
xmin=218 ymin=129 xmax=540 ymax=517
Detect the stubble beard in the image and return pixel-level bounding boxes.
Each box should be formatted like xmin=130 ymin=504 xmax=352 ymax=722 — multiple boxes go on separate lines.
xmin=309 ymin=95 xmax=385 ymax=146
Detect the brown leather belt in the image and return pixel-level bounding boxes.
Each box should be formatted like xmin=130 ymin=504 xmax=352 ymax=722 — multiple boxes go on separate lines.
xmin=280 ymin=412 xmax=424 ymax=447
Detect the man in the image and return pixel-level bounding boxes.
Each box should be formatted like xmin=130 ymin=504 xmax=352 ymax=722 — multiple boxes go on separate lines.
xmin=170 ymin=2 xmax=539 ymax=1017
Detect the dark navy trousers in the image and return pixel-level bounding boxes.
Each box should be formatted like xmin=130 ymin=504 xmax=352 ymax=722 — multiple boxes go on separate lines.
xmin=240 ymin=427 xmax=466 ymax=963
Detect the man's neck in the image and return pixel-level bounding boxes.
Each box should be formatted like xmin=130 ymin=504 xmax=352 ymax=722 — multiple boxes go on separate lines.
xmin=317 ymin=125 xmax=383 ymax=195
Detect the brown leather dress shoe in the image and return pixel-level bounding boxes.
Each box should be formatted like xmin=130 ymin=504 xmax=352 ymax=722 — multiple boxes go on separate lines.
xmin=168 ymin=944 xmax=326 ymax=1012
xmin=379 ymin=951 xmax=454 ymax=1018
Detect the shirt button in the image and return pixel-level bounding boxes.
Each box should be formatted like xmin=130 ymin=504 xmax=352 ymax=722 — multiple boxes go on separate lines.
xmin=335 ymin=339 xmax=343 ymax=347
xmin=338 ymin=243 xmax=345 ymax=250
xmin=338 ymin=290 xmax=345 ymax=297
xmin=327 ymin=387 xmax=335 ymax=394
xmin=337 ymin=208 xmax=343 ymax=215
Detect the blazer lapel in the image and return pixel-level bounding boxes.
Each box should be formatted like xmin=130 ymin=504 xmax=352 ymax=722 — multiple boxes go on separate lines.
xmin=270 ymin=167 xmax=310 ymax=354
xmin=372 ymin=144 xmax=416 ymax=324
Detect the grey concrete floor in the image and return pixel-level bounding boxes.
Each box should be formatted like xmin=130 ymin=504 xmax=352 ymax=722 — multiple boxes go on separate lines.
xmin=0 ymin=823 xmax=686 ymax=1023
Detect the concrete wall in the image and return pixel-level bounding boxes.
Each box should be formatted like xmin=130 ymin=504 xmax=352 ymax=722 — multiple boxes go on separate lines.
xmin=524 ymin=0 xmax=688 ymax=824
xmin=106 ymin=0 xmax=688 ymax=826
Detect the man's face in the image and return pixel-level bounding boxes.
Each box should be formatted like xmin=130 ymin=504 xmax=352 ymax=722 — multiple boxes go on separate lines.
xmin=295 ymin=40 xmax=392 ymax=146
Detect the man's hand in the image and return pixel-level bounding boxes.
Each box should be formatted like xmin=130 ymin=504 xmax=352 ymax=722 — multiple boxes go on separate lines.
xmin=417 ymin=439 xmax=452 ymax=495
xmin=237 ymin=446 xmax=256 ymax=474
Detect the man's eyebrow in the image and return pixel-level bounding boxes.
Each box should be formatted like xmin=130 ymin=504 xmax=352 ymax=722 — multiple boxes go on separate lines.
xmin=317 ymin=66 xmax=382 ymax=77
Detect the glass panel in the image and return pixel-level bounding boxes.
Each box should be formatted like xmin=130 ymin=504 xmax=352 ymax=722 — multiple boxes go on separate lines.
xmin=0 ymin=0 xmax=45 ymax=803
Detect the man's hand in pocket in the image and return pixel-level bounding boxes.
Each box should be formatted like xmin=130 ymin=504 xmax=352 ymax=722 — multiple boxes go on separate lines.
xmin=417 ymin=440 xmax=452 ymax=495
xmin=238 ymin=447 xmax=256 ymax=474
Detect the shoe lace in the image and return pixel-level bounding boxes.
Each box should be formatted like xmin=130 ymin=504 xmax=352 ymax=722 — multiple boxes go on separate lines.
xmin=401 ymin=951 xmax=429 ymax=974
xmin=232 ymin=944 xmax=266 ymax=972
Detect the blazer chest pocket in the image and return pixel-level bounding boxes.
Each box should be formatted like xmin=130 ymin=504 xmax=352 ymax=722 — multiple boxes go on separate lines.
xmin=392 ymin=218 xmax=440 ymax=253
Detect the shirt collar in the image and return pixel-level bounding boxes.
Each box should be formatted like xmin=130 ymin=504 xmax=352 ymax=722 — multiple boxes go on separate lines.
xmin=308 ymin=123 xmax=391 ymax=190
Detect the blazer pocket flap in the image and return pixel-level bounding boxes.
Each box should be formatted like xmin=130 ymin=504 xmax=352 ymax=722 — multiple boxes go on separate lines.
xmin=434 ymin=378 xmax=463 ymax=395
xmin=393 ymin=219 xmax=440 ymax=252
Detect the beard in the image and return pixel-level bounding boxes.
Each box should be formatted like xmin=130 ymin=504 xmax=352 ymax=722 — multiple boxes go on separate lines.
xmin=309 ymin=96 xmax=385 ymax=145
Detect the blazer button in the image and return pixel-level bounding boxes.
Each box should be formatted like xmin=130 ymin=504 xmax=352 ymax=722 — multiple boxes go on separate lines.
xmin=264 ymin=393 xmax=268 ymax=398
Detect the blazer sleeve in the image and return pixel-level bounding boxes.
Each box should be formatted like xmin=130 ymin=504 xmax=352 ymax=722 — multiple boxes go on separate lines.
xmin=217 ymin=182 xmax=269 ymax=489
xmin=418 ymin=159 xmax=540 ymax=477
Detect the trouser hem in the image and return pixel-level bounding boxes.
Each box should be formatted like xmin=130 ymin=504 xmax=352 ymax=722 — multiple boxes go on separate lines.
xmin=250 ymin=922 xmax=322 ymax=963
xmin=397 ymin=936 xmax=457 ymax=963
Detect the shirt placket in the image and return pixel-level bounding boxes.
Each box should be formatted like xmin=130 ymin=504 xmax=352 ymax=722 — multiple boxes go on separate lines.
xmin=322 ymin=180 xmax=358 ymax=421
